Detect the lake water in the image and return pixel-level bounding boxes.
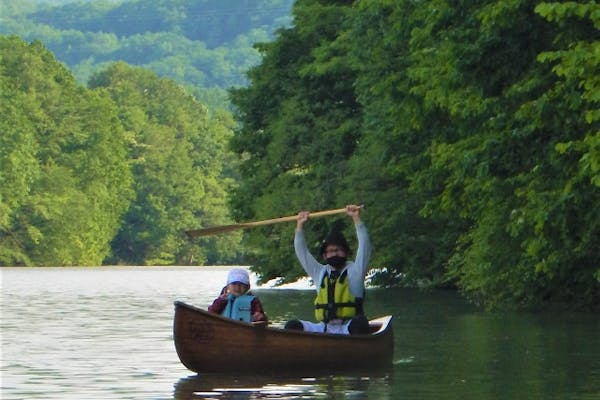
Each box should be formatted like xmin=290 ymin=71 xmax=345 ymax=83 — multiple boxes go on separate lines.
xmin=1 ymin=266 xmax=599 ymax=399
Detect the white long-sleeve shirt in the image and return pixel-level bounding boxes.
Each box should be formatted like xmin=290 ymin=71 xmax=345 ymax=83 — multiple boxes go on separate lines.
xmin=294 ymin=222 xmax=372 ymax=298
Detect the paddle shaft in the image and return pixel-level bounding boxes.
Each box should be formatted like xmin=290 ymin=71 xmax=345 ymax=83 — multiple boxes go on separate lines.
xmin=185 ymin=206 xmax=360 ymax=237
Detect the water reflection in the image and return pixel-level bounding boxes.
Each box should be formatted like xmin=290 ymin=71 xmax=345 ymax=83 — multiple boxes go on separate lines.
xmin=173 ymin=372 xmax=392 ymax=400
xmin=2 ymin=267 xmax=598 ymax=400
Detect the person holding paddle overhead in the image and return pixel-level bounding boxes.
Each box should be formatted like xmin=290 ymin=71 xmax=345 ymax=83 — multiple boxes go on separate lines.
xmin=208 ymin=268 xmax=268 ymax=326
xmin=285 ymin=204 xmax=371 ymax=335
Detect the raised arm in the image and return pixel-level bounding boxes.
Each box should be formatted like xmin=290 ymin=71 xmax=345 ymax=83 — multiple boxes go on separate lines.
xmin=294 ymin=210 xmax=325 ymax=284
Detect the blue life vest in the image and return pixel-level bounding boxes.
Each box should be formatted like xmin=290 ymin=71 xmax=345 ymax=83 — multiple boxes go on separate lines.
xmin=222 ymin=293 xmax=254 ymax=322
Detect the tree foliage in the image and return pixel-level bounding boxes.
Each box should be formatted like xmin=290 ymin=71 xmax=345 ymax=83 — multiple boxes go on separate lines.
xmin=1 ymin=36 xmax=242 ymax=267
xmin=1 ymin=36 xmax=132 ymax=265
xmin=89 ymin=62 xmax=241 ymax=265
xmin=229 ymin=0 xmax=362 ymax=283
xmin=230 ymin=0 xmax=599 ymax=309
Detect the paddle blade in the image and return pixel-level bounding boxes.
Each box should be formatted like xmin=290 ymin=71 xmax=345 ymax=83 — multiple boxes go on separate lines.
xmin=185 ymin=223 xmax=250 ymax=238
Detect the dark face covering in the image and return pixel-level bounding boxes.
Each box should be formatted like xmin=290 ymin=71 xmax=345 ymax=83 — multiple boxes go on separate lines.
xmin=326 ymin=255 xmax=347 ymax=269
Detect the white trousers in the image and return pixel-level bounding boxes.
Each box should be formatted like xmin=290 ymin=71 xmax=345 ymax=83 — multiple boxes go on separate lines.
xmin=299 ymin=319 xmax=351 ymax=335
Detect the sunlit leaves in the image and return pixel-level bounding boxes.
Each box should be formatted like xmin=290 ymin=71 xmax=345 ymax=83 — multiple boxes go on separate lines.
xmin=0 ymin=36 xmax=132 ymax=266
xmin=90 ymin=63 xmax=241 ymax=265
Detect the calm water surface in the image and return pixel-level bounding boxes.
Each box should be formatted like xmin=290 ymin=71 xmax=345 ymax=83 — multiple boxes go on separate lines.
xmin=1 ymin=266 xmax=599 ymax=399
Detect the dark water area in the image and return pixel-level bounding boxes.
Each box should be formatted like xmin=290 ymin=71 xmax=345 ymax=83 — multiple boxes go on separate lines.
xmin=1 ymin=267 xmax=599 ymax=399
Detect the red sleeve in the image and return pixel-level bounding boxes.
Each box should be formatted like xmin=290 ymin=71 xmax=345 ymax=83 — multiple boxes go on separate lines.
xmin=208 ymin=296 xmax=228 ymax=314
xmin=251 ymin=297 xmax=268 ymax=322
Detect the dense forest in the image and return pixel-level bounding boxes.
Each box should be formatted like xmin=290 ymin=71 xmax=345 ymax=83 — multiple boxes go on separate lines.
xmin=1 ymin=0 xmax=599 ymax=310
xmin=229 ymin=0 xmax=599 ymax=310
xmin=1 ymin=0 xmax=295 ymax=267
xmin=1 ymin=36 xmax=243 ymax=266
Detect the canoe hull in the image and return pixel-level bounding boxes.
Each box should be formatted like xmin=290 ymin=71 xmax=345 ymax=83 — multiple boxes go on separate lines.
xmin=173 ymin=301 xmax=394 ymax=373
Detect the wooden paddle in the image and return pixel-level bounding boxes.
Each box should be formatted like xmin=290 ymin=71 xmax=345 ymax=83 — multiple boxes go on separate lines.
xmin=185 ymin=206 xmax=361 ymax=238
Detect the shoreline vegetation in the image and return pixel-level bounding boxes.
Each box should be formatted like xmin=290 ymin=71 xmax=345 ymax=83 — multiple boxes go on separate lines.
xmin=1 ymin=0 xmax=598 ymax=310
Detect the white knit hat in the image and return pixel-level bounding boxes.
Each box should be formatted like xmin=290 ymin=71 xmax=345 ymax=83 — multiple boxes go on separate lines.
xmin=227 ymin=268 xmax=250 ymax=286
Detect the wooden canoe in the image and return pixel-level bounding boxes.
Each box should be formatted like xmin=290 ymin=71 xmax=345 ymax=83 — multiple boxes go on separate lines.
xmin=173 ymin=301 xmax=394 ymax=373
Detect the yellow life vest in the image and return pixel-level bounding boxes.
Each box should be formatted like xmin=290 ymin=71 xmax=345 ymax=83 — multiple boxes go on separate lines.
xmin=314 ymin=269 xmax=364 ymax=322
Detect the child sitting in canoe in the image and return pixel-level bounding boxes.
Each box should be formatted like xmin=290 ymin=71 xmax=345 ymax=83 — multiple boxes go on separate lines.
xmin=208 ymin=268 xmax=268 ymax=325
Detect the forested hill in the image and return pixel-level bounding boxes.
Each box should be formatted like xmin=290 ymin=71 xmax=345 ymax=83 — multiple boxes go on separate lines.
xmin=1 ymin=0 xmax=294 ymax=109
xmin=27 ymin=0 xmax=292 ymax=48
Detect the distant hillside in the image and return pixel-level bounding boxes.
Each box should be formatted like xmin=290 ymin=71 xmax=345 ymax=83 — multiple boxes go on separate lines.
xmin=28 ymin=0 xmax=293 ymax=48
xmin=1 ymin=0 xmax=294 ymax=109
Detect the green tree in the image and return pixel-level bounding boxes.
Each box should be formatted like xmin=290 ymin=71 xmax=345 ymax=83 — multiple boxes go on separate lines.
xmin=390 ymin=0 xmax=599 ymax=308
xmin=229 ymin=0 xmax=599 ymax=309
xmin=230 ymin=0 xmax=363 ymax=282
xmin=89 ymin=62 xmax=241 ymax=265
xmin=340 ymin=0 xmax=468 ymax=287
xmin=0 ymin=54 xmax=40 ymax=264
xmin=0 ymin=36 xmax=133 ymax=266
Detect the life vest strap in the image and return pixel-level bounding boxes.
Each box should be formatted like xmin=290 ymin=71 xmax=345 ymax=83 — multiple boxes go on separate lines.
xmin=315 ymin=301 xmax=359 ymax=309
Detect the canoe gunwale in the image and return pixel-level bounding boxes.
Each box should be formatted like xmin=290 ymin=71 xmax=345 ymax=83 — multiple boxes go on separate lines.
xmin=174 ymin=300 xmax=392 ymax=339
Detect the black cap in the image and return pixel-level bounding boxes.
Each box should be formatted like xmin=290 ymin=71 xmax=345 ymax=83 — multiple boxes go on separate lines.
xmin=319 ymin=230 xmax=350 ymax=256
